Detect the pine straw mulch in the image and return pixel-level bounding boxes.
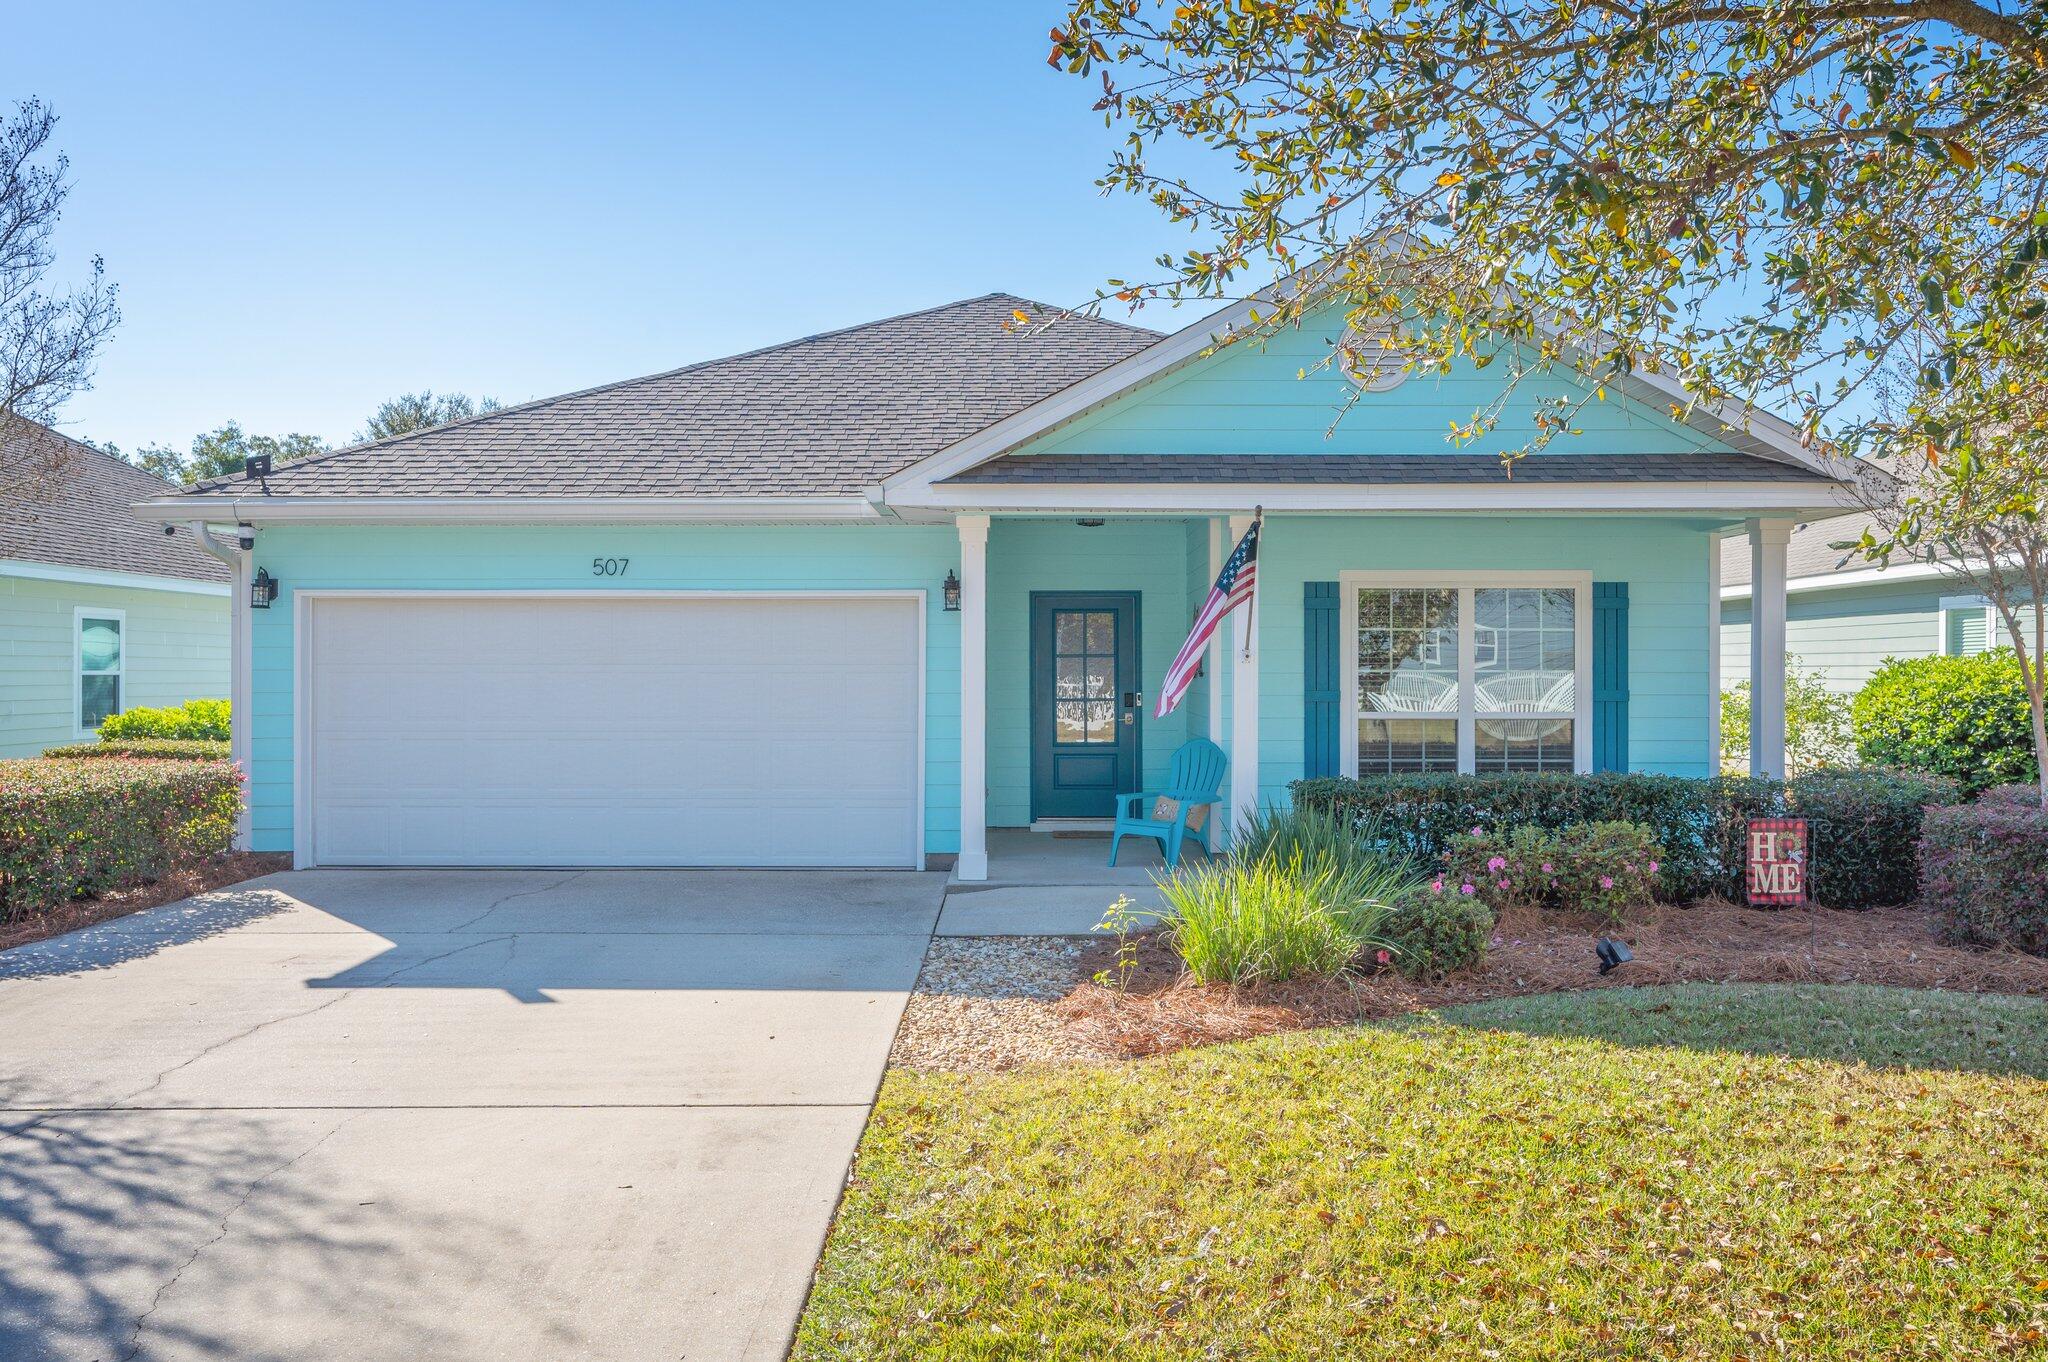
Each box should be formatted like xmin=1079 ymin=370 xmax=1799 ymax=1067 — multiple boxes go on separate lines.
xmin=1046 ymin=898 xmax=2048 ymax=1063
xmin=0 ymin=852 xmax=293 ymax=954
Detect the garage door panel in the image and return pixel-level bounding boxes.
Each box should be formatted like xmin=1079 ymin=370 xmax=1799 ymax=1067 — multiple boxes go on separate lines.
xmin=306 ymin=596 xmax=921 ymax=867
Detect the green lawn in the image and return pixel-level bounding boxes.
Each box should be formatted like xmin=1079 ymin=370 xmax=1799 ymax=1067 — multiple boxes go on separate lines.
xmin=795 ymin=984 xmax=2048 ymax=1360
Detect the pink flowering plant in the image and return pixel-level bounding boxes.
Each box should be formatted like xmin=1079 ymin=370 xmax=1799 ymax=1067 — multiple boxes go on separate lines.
xmin=0 ymin=757 xmax=243 ymax=920
xmin=1443 ymin=820 xmax=1664 ymax=924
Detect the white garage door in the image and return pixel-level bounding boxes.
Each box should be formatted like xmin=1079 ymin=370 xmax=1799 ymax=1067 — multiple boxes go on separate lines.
xmin=302 ymin=595 xmax=922 ymax=868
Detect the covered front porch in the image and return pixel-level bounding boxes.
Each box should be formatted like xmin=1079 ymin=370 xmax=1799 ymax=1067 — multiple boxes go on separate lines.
xmin=949 ymin=510 xmax=1802 ymax=882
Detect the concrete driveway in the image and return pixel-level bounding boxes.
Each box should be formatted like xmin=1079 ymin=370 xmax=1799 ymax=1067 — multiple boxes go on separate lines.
xmin=0 ymin=868 xmax=945 ymax=1361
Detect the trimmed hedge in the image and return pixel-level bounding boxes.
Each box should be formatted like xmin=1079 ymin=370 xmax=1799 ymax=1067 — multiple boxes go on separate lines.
xmin=0 ymin=758 xmax=242 ymax=920
xmin=1852 ymin=652 xmax=2038 ymax=794
xmin=1292 ymin=772 xmax=1773 ymax=902
xmin=96 ymin=698 xmax=230 ymax=743
xmin=1920 ymin=800 xmax=2048 ymax=955
xmin=43 ymin=739 xmax=231 ymax=762
xmin=1291 ymin=770 xmax=1960 ymax=909
xmin=1788 ymin=768 xmax=1962 ymax=908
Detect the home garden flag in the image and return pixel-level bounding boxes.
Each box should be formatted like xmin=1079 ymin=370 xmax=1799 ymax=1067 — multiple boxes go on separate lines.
xmin=1155 ymin=511 xmax=1260 ymax=719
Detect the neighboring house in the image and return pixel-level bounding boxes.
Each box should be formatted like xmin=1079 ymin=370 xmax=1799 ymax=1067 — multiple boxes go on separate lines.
xmin=1 ymin=421 xmax=231 ymax=758
xmin=133 ymin=291 xmax=1856 ymax=875
xmin=1720 ymin=513 xmax=2015 ymax=696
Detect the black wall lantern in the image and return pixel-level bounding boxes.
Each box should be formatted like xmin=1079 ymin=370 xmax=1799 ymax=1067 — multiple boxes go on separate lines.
xmin=251 ymin=567 xmax=279 ymax=609
xmin=942 ymin=569 xmax=961 ymax=611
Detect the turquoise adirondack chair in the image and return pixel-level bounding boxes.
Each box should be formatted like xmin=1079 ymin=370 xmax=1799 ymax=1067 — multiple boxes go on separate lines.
xmin=1109 ymin=738 xmax=1228 ymax=869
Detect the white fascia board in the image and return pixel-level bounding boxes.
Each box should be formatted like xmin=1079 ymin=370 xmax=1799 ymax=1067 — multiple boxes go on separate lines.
xmin=0 ymin=557 xmax=231 ymax=597
xmin=129 ymin=495 xmax=884 ymax=525
xmin=892 ymin=479 xmax=1858 ymax=516
xmin=1721 ymin=557 xmax=1996 ymax=600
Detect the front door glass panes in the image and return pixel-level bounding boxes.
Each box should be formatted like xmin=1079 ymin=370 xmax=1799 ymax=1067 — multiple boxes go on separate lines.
xmin=1356 ymin=588 xmax=1460 ymax=772
xmin=1053 ymin=609 xmax=1117 ymax=744
xmin=79 ymin=616 xmax=122 ymax=730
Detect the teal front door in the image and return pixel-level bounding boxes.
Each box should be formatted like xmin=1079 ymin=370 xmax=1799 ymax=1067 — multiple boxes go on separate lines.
xmin=1030 ymin=592 xmax=1141 ymax=820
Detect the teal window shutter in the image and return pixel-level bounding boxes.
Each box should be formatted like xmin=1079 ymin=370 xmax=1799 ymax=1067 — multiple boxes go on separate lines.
xmin=1592 ymin=582 xmax=1628 ymax=771
xmin=1304 ymin=581 xmax=1340 ymax=778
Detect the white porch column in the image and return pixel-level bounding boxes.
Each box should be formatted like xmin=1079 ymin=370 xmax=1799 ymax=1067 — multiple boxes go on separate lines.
xmin=1707 ymin=529 xmax=1723 ymax=774
xmin=1206 ymin=517 xmax=1226 ymax=852
xmin=1748 ymin=517 xmax=1794 ymax=780
xmin=1227 ymin=512 xmax=1260 ymax=841
xmin=956 ymin=514 xmax=990 ymax=880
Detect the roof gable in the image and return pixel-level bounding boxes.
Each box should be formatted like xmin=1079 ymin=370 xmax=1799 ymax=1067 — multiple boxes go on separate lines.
xmin=1014 ymin=305 xmax=1724 ymax=459
xmin=1 ymin=421 xmax=228 ymax=582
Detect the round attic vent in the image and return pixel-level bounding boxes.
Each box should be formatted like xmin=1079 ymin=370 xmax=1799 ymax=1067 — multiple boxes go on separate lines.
xmin=1338 ymin=321 xmax=1410 ymax=393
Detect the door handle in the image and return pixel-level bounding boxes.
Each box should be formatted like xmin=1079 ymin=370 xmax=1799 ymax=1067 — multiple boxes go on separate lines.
xmin=1122 ymin=691 xmax=1140 ymax=725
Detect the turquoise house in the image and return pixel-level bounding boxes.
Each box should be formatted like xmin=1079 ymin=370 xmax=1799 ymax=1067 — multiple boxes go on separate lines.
xmin=135 ymin=291 xmax=1855 ymax=876
xmin=2 ymin=421 xmax=230 ymax=758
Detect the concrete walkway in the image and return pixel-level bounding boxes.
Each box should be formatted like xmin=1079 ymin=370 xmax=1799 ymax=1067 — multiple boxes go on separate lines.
xmin=0 ymin=868 xmax=945 ymax=1362
xmin=936 ymin=828 xmax=1212 ymax=936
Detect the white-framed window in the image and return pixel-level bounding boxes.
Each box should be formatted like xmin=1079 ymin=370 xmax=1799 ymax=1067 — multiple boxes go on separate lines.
xmin=1938 ymin=594 xmax=1993 ymax=657
xmin=1342 ymin=572 xmax=1593 ymax=776
xmin=75 ymin=607 xmax=125 ymax=735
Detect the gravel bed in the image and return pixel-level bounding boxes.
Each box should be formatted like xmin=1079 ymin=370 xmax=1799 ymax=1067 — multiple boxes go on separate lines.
xmin=889 ymin=936 xmax=1108 ymax=1072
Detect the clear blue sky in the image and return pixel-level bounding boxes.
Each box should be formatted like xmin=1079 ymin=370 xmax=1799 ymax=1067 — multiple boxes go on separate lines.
xmin=6 ymin=2 xmax=1190 ymax=451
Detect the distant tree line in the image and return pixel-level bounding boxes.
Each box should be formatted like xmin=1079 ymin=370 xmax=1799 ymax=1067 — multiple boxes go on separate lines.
xmin=97 ymin=390 xmax=503 ymax=485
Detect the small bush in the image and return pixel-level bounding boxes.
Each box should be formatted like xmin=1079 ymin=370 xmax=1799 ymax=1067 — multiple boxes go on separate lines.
xmin=1852 ymin=652 xmax=2037 ymax=794
xmin=1978 ymin=782 xmax=2047 ymax=809
xmin=1786 ymin=768 xmax=1962 ymax=908
xmin=1381 ymin=889 xmax=1492 ymax=981
xmin=1919 ymin=800 xmax=2048 ymax=955
xmin=1720 ymin=659 xmax=1856 ymax=771
xmin=43 ymin=739 xmax=231 ymax=762
xmin=97 ymin=698 xmax=231 ymax=743
xmin=0 ymin=757 xmax=243 ymax=920
xmin=1445 ymin=821 xmax=1663 ymax=923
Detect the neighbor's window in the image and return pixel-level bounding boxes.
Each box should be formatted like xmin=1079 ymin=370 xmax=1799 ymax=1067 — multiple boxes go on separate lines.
xmin=77 ymin=611 xmax=123 ymax=732
xmin=1349 ymin=580 xmax=1586 ymax=775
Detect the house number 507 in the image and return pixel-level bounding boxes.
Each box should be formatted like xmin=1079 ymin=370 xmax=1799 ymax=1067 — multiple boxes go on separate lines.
xmin=591 ymin=557 xmax=629 ymax=577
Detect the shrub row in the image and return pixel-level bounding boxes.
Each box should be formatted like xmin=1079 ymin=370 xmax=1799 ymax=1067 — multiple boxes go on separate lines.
xmin=1853 ymin=652 xmax=2038 ymax=794
xmin=1919 ymin=800 xmax=2048 ymax=956
xmin=0 ymin=758 xmax=242 ymax=920
xmin=96 ymin=698 xmax=231 ymax=743
xmin=1291 ymin=769 xmax=1961 ymax=909
xmin=1442 ymin=820 xmax=1664 ymax=924
xmin=42 ymin=739 xmax=232 ymax=762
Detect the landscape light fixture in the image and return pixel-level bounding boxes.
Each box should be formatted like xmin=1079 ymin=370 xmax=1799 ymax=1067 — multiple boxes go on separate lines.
xmin=1595 ymin=938 xmax=1633 ymax=975
xmin=942 ymin=569 xmax=961 ymax=611
xmin=251 ymin=567 xmax=279 ymax=609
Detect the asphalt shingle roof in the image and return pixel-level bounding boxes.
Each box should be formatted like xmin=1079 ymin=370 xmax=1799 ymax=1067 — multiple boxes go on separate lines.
xmin=185 ymin=295 xmax=1162 ymax=499
xmin=1720 ymin=510 xmax=1900 ymax=588
xmin=943 ymin=452 xmax=1833 ymax=485
xmin=1 ymin=420 xmax=228 ymax=582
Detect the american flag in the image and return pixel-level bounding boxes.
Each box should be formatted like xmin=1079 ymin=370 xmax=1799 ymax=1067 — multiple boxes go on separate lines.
xmin=1155 ymin=513 xmax=1260 ymax=719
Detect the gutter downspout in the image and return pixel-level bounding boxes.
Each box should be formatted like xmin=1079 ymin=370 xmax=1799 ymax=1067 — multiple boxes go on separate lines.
xmin=191 ymin=521 xmax=252 ymax=851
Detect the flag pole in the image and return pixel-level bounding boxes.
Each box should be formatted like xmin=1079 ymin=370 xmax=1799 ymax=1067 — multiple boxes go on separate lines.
xmin=1240 ymin=505 xmax=1263 ymax=662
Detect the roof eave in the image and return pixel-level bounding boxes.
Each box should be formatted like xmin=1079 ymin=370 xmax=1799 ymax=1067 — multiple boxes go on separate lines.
xmin=890 ymin=479 xmax=1860 ymax=516
xmin=130 ymin=494 xmax=887 ymax=525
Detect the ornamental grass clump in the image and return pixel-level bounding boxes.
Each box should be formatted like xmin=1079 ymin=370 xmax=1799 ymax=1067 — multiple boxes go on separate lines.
xmin=1154 ymin=806 xmax=1427 ymax=985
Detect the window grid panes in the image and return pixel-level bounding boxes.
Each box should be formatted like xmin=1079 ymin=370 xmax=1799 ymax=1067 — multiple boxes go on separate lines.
xmin=78 ymin=615 xmax=122 ymax=731
xmin=1052 ymin=609 xmax=1117 ymax=744
xmin=1352 ymin=584 xmax=1581 ymax=775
